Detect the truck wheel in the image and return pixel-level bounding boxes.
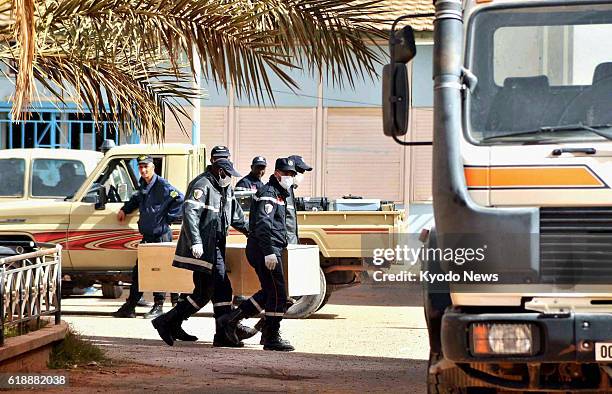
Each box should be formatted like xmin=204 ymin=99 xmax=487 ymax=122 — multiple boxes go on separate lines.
xmin=284 ymin=268 xmax=327 ymax=319
xmin=316 ymin=285 xmax=333 ymax=311
xmin=427 ymin=351 xmax=466 ymax=394
xmin=101 ymin=283 xmax=123 ymax=299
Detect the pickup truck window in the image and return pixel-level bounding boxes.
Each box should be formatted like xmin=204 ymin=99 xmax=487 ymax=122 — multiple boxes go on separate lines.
xmin=0 ymin=158 xmax=25 ymax=197
xmin=89 ymin=158 xmax=138 ymax=203
xmin=32 ymin=159 xmax=87 ymax=198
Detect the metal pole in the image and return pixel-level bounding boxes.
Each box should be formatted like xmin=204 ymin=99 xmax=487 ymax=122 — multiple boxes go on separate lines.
xmin=192 ymin=45 xmax=201 ymax=146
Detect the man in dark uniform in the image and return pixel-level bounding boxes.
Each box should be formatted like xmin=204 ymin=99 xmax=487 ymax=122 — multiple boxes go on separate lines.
xmin=219 ymin=158 xmax=297 ymax=351
xmin=286 ymin=155 xmax=313 ymax=244
xmin=112 ymin=155 xmax=184 ymax=319
xmin=235 ymin=156 xmax=267 ymax=192
xmin=152 ymin=158 xmax=257 ymax=346
xmin=251 ymin=154 xmax=313 ymax=335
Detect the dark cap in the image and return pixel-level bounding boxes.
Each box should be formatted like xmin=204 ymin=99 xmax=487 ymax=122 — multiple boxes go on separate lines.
xmin=288 ymin=155 xmax=312 ymax=172
xmin=275 ymin=157 xmax=297 ymax=175
xmin=211 ymin=145 xmax=230 ymax=159
xmin=213 ymin=158 xmax=241 ymax=177
xmin=136 ymin=155 xmax=153 ymax=165
xmin=251 ymin=156 xmax=267 ymax=167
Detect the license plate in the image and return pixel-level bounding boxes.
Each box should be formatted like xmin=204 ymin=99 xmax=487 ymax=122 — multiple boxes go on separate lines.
xmin=595 ymin=343 xmax=612 ymax=361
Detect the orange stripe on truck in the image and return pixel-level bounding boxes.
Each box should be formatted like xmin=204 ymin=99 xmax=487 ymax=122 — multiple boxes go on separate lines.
xmin=465 ymin=165 xmax=607 ymax=189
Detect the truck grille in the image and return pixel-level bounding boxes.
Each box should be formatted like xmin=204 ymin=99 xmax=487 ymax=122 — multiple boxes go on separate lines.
xmin=540 ymin=207 xmax=612 ymax=284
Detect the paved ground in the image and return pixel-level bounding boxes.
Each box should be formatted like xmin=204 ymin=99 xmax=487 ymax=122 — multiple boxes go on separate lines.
xmin=51 ymin=282 xmax=429 ymax=393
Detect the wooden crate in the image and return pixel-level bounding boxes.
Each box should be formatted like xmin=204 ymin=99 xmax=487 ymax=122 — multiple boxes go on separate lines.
xmin=138 ymin=242 xmax=321 ymax=297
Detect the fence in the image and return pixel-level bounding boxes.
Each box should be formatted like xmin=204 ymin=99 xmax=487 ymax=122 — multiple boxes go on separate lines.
xmin=0 ymin=243 xmax=62 ymax=346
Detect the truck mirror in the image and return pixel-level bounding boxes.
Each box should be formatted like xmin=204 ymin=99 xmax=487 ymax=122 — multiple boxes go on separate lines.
xmin=383 ymin=63 xmax=410 ymax=136
xmin=392 ymin=26 xmax=417 ymax=64
xmin=94 ymin=186 xmax=108 ymax=210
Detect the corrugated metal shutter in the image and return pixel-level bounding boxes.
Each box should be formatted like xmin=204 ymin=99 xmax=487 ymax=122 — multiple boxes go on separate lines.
xmin=164 ymin=107 xmax=228 ymax=147
xmin=324 ymin=108 xmax=404 ymax=202
xmin=410 ymin=108 xmax=434 ymax=203
xmin=235 ymin=108 xmax=316 ymax=196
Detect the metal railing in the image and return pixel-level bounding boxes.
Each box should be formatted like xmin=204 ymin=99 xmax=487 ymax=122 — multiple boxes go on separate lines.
xmin=0 ymin=243 xmax=62 ymax=346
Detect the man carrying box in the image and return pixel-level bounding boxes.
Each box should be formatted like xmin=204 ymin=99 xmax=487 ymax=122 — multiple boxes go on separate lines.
xmin=152 ymin=158 xmax=257 ymax=347
xmin=218 ymin=158 xmax=297 ymax=351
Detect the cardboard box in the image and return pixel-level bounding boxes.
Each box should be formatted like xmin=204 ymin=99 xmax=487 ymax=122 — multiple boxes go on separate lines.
xmin=138 ymin=242 xmax=321 ymax=297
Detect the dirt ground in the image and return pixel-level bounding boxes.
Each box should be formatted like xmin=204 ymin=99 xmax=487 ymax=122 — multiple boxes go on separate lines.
xmin=37 ymin=283 xmax=429 ymax=393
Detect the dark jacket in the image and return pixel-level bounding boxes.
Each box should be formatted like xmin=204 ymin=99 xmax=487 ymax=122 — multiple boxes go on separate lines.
xmin=236 ymin=173 xmax=264 ymax=192
xmin=285 ymin=186 xmax=298 ymax=244
xmin=121 ymin=174 xmax=183 ymax=237
xmin=173 ymin=170 xmax=248 ymax=272
xmin=249 ymin=175 xmax=290 ymax=256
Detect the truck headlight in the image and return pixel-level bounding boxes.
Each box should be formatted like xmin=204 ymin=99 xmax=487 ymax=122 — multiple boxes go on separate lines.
xmin=470 ymin=323 xmax=538 ymax=356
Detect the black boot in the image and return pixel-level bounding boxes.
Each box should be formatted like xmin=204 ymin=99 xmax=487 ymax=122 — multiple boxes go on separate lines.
xmin=172 ymin=326 xmax=198 ymax=342
xmin=152 ymin=301 xmax=196 ymax=346
xmin=262 ymin=326 xmax=294 ymax=352
xmin=216 ymin=308 xmax=248 ymax=346
xmin=112 ymin=302 xmax=136 ymax=318
xmin=137 ymin=296 xmax=153 ymax=307
xmin=143 ymin=303 xmax=164 ymax=319
xmin=236 ymin=323 xmax=258 ymax=341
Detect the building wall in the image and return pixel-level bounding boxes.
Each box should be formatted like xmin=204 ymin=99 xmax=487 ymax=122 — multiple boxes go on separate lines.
xmin=165 ymin=41 xmax=435 ymax=204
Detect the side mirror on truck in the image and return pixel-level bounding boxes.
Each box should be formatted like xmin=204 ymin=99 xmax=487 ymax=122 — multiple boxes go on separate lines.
xmin=95 ymin=186 xmax=108 ymax=210
xmin=383 ymin=26 xmax=417 ymax=137
xmin=84 ymin=183 xmax=108 ymax=210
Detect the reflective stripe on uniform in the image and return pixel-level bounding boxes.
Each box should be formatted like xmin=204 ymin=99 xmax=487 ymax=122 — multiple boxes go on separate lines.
xmin=254 ymin=196 xmax=285 ymax=205
xmin=249 ymin=297 xmax=263 ymax=312
xmin=185 ymin=200 xmax=219 ymax=212
xmin=265 ymin=312 xmax=284 ymax=317
xmin=213 ymin=301 xmax=232 ymax=307
xmin=187 ymin=296 xmax=200 ymax=309
xmin=174 ymin=255 xmax=213 ymax=270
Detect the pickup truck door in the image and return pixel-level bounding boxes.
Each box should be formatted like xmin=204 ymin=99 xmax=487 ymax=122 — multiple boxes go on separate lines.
xmin=68 ymin=157 xmax=141 ymax=271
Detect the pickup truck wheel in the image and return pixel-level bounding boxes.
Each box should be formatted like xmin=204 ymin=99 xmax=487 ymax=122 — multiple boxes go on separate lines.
xmin=101 ymin=283 xmax=123 ymax=299
xmin=316 ymin=285 xmax=333 ymax=311
xmin=284 ymin=268 xmax=326 ymax=319
xmin=427 ymin=351 xmax=467 ymax=394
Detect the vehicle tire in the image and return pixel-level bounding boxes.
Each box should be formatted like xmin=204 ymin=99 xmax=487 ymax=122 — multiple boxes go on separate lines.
xmin=101 ymin=283 xmax=123 ymax=299
xmin=284 ymin=268 xmax=327 ymax=319
xmin=427 ymin=351 xmax=466 ymax=394
xmin=316 ymin=285 xmax=333 ymax=311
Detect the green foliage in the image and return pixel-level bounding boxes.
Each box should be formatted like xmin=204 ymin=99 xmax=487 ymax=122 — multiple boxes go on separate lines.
xmin=48 ymin=327 xmax=107 ymax=369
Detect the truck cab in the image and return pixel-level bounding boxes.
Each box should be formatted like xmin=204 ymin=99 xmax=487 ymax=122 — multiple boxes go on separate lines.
xmin=385 ymin=0 xmax=612 ymax=391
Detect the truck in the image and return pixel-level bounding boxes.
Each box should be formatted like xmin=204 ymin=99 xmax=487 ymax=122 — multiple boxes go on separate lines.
xmin=0 ymin=143 xmax=404 ymax=318
xmin=0 ymin=148 xmax=102 ymax=202
xmin=384 ymin=0 xmax=612 ymax=391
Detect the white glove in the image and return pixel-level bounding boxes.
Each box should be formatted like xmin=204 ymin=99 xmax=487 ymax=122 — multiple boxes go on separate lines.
xmin=191 ymin=244 xmax=203 ymax=259
xmin=264 ymin=254 xmax=278 ymax=270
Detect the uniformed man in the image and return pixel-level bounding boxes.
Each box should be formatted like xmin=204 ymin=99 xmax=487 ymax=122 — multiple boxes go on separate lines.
xmin=112 ymin=155 xmax=184 ymax=319
xmin=219 ymin=158 xmax=297 ymax=351
xmin=251 ymin=154 xmax=313 ymax=335
xmin=152 ymin=158 xmax=257 ymax=346
xmin=235 ymin=156 xmax=267 ymax=192
xmin=286 ymin=155 xmax=313 ymax=244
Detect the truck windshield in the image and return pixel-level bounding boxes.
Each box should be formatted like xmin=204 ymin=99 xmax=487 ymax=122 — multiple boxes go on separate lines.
xmin=468 ymin=4 xmax=612 ymax=143
xmin=0 ymin=159 xmax=25 ymax=197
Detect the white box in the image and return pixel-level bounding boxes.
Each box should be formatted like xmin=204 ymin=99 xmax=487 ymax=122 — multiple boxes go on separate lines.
xmin=138 ymin=242 xmax=321 ymax=297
